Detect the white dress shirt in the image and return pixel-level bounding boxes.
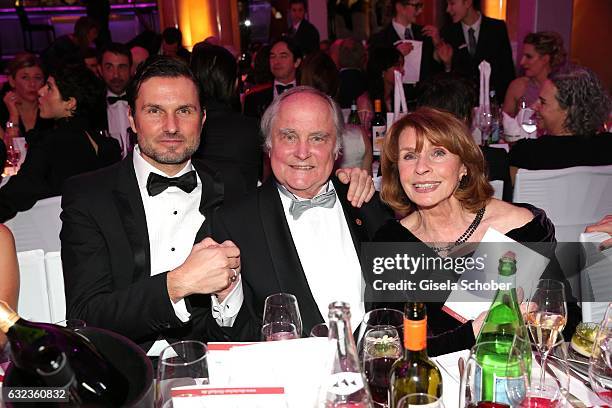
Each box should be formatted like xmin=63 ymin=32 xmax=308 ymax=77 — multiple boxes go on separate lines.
xmin=132 ymin=145 xmax=205 ymax=355
xmin=106 ymin=90 xmax=131 ymax=158
xmin=217 ymin=182 xmax=365 ymax=330
xmin=461 ymin=13 xmax=482 ymax=47
xmin=392 ymin=19 xmax=414 ymax=41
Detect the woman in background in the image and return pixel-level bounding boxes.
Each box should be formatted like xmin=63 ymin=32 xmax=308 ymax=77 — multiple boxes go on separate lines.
xmin=503 ymin=31 xmax=566 ymax=116
xmin=0 ymin=225 xmax=19 ymax=350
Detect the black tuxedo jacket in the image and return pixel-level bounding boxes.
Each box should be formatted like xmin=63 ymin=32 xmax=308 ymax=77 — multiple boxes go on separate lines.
xmin=368 ymin=23 xmax=441 ymax=85
xmin=211 ymin=177 xmax=393 ymax=339
xmin=289 ymin=19 xmax=320 ymax=55
xmin=60 ymin=155 xmax=247 ymax=351
xmin=441 ymin=16 xmax=515 ymax=102
xmin=243 ymin=84 xmax=274 ymax=119
xmin=194 ymin=100 xmax=262 ymax=190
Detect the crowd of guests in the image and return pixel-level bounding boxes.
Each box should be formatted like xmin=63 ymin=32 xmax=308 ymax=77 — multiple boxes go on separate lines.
xmin=0 ymin=0 xmax=610 ymax=360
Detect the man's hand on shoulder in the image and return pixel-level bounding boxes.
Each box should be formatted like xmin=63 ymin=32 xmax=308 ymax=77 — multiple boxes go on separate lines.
xmin=335 ymin=167 xmax=375 ymax=208
xmin=166 ymin=237 xmax=241 ymax=302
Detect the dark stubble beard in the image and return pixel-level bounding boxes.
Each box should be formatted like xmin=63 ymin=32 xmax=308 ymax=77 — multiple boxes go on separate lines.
xmin=138 ymin=133 xmax=199 ymax=165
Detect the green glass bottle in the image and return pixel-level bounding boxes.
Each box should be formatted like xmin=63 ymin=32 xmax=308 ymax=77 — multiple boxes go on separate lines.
xmin=348 ymin=101 xmax=361 ymax=126
xmin=474 ymin=251 xmax=531 ymax=404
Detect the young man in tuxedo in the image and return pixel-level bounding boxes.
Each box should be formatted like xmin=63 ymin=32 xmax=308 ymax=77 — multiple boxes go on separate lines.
xmin=212 ymin=86 xmax=392 ymax=337
xmin=243 ymin=38 xmax=302 ymax=119
xmin=440 ymin=0 xmax=515 ymax=101
xmin=286 ymin=0 xmax=320 ymax=56
xmin=99 ymin=42 xmax=133 ymax=157
xmin=61 ymin=56 xmax=245 ymax=354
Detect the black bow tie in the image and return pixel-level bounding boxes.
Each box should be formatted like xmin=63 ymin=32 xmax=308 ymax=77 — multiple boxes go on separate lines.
xmin=146 ymin=171 xmax=197 ymax=196
xmin=107 ymin=94 xmax=128 ymax=105
xmin=276 ymin=84 xmax=294 ymax=95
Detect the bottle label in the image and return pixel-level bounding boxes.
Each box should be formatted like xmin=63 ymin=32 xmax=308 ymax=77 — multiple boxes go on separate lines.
xmin=473 ymin=362 xmax=523 ymax=404
xmin=326 ymin=372 xmax=366 ymax=396
xmin=403 ymin=317 xmax=427 ymax=351
xmin=372 ymin=125 xmax=386 ymax=156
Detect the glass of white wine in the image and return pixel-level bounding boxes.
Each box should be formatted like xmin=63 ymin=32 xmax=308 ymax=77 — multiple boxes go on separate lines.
xmin=526 ymin=279 xmax=567 ymax=388
xmin=589 ymin=302 xmax=612 ymax=405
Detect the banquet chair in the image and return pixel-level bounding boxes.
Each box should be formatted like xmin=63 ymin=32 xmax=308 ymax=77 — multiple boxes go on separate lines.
xmin=4 ymin=196 xmax=62 ymax=253
xmin=45 ymin=251 xmax=66 ymax=323
xmin=15 ymin=4 xmax=56 ymax=52
xmin=578 ymin=232 xmax=612 ymax=323
xmin=513 ymin=165 xmax=612 ymax=242
xmin=490 ymin=179 xmax=503 ymax=200
xmin=16 ymin=249 xmax=52 ymax=322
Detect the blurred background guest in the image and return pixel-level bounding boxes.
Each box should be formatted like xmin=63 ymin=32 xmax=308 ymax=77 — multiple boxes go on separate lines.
xmin=0 ymin=53 xmax=52 ymax=143
xmin=300 ymin=51 xmax=372 ymax=172
xmin=161 ymin=27 xmax=191 ymax=64
xmin=0 ymin=64 xmax=121 ymax=222
xmin=285 ymin=0 xmax=320 ymax=56
xmin=82 ymin=47 xmax=101 ymax=78
xmin=337 ymin=38 xmax=367 ymax=109
xmin=0 ymin=224 xmax=19 ymax=350
xmin=503 ymin=31 xmax=567 ymax=116
xmin=41 ymin=16 xmax=100 ymax=73
xmin=191 ymin=43 xmax=262 ymax=190
xmin=509 ymin=66 xmax=612 ymax=180
xmin=358 ymin=46 xmax=404 ymax=118
xmin=129 ymin=45 xmax=150 ymax=76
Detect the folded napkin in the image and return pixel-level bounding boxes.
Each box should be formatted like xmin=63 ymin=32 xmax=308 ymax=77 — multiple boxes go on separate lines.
xmin=502 ymin=111 xmax=521 ymax=137
xmin=478 ymin=61 xmax=491 ymax=113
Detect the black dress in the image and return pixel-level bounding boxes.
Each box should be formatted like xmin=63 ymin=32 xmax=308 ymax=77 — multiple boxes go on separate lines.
xmin=0 ymin=117 xmax=121 ymax=222
xmin=373 ymin=203 xmax=580 ymax=356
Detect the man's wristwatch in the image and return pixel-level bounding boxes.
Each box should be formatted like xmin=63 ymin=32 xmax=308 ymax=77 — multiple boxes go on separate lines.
xmin=5 ymin=120 xmax=15 ymax=129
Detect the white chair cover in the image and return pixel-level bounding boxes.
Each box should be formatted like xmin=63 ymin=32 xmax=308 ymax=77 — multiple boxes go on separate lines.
xmin=513 ymin=165 xmax=612 ymax=242
xmin=5 ymin=196 xmax=62 ymax=252
xmin=45 ymin=251 xmax=66 ymax=323
xmin=579 ymin=232 xmax=612 ymax=323
xmin=16 ymin=249 xmax=51 ymax=323
xmin=490 ymin=179 xmax=504 ymax=200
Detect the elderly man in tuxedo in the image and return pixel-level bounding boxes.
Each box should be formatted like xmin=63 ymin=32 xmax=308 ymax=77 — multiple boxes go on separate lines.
xmin=212 ymin=86 xmax=392 ymax=336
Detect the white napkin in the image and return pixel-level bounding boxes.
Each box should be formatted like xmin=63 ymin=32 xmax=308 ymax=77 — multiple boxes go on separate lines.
xmin=502 ymin=111 xmax=521 ymax=137
xmin=478 ymin=61 xmax=491 ymax=113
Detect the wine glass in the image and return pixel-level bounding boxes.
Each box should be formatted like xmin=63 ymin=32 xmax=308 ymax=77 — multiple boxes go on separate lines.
xmin=520 ymin=110 xmax=537 ymax=138
xmin=506 ymin=334 xmax=570 ymax=408
xmin=310 ymin=323 xmax=329 ymax=338
xmin=156 ymin=340 xmax=209 ymax=408
xmin=5 ymin=140 xmax=22 ymax=172
xmin=262 ymin=293 xmax=303 ymax=337
xmin=398 ymin=393 xmax=445 ymax=407
xmin=261 ymin=321 xmax=299 ymax=341
xmin=526 ymin=279 xmax=567 ymax=388
xmin=589 ymin=302 xmax=612 ymax=404
xmin=362 ymin=325 xmax=402 ymax=407
xmin=357 ymin=308 xmax=404 ymax=351
xmin=476 ymin=108 xmax=493 ymax=145
xmin=460 ymin=337 xmax=531 ymax=407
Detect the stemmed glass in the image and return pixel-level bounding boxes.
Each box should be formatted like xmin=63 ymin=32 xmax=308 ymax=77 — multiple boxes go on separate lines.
xmin=262 ymin=293 xmax=303 ymax=338
xmin=506 ymin=334 xmax=570 ymax=408
xmin=398 ymin=393 xmax=444 ymax=408
xmin=310 ymin=323 xmax=329 ymax=338
xmin=589 ymin=302 xmax=612 ymax=404
xmin=520 ymin=111 xmax=537 ymax=137
xmin=526 ymin=279 xmax=567 ymax=388
xmin=261 ymin=321 xmax=299 ymax=341
xmin=476 ymin=107 xmax=493 ymax=145
xmin=361 ymin=325 xmax=402 ymax=407
xmin=5 ymin=140 xmax=21 ymax=172
xmin=156 ymin=340 xmax=209 ymax=408
xmin=357 ymin=308 xmax=404 ymax=351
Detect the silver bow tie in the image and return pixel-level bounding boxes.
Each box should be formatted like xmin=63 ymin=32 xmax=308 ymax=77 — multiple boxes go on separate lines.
xmin=278 ymin=185 xmax=337 ymax=220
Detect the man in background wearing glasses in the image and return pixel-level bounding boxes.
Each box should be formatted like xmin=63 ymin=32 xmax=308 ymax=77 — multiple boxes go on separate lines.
xmin=368 ymin=0 xmax=443 ymax=105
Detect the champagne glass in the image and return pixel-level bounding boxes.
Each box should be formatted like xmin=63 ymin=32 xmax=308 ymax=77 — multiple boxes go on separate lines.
xmin=526 ymin=279 xmax=567 ymax=388
xmin=362 ymin=325 xmax=402 ymax=407
xmin=262 ymin=293 xmax=303 ymax=337
xmin=398 ymin=393 xmax=445 ymax=408
xmin=589 ymin=302 xmax=612 ymax=404
xmin=506 ymin=334 xmax=570 ymax=408
xmin=156 ymin=340 xmax=209 ymax=408
xmin=261 ymin=321 xmax=299 ymax=341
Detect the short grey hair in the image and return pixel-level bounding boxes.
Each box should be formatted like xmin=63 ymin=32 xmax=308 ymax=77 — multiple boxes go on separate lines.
xmin=260 ymin=86 xmax=344 ymax=154
xmin=550 ymin=66 xmax=611 ymax=135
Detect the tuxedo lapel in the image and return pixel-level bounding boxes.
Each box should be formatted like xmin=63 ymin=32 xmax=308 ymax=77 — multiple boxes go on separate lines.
xmin=258 ymin=179 xmax=324 ymax=330
xmin=332 ymin=178 xmax=370 ymax=257
xmin=111 ymin=157 xmax=150 ymax=284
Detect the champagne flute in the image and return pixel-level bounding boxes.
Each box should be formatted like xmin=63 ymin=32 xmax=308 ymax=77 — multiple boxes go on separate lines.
xmin=526 ymin=279 xmax=567 ymax=388
xmin=589 ymin=302 xmax=612 ymax=404
xmin=156 ymin=340 xmax=209 ymax=408
xmin=506 ymin=333 xmax=570 ymax=408
xmin=361 ymin=325 xmax=402 ymax=407
xmin=261 ymin=321 xmax=299 ymax=341
xmin=475 ymin=107 xmax=493 ymax=145
xmin=262 ymin=293 xmax=303 ymax=337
